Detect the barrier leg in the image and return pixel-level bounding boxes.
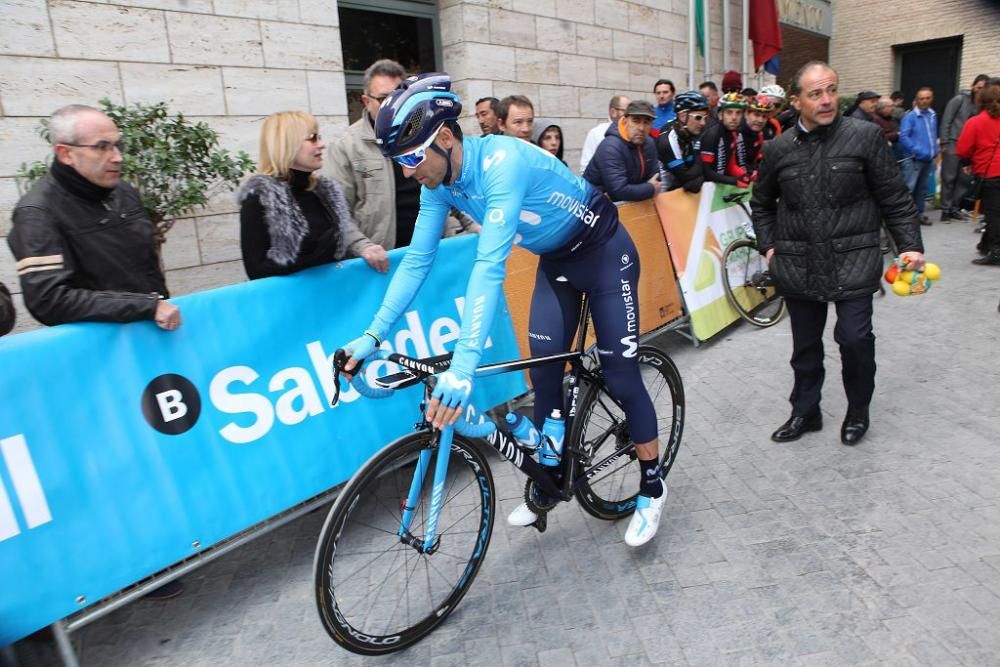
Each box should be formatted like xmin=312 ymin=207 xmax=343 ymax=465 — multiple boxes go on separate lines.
xmin=51 ymin=621 xmax=79 ymax=667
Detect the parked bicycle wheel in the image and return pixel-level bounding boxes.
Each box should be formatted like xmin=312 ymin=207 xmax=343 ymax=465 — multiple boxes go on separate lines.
xmin=571 ymin=345 xmax=685 ymax=520
xmin=721 ymin=238 xmax=786 ymax=327
xmin=314 ymin=432 xmax=495 ymax=655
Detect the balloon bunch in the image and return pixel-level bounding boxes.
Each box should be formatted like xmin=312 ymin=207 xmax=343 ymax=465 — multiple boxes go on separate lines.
xmin=884 ymin=258 xmax=941 ymax=296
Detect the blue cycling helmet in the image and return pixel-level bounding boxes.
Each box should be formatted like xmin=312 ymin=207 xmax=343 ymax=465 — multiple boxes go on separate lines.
xmin=374 ymin=72 xmax=463 ymax=158
xmin=674 ymin=91 xmax=710 ymax=112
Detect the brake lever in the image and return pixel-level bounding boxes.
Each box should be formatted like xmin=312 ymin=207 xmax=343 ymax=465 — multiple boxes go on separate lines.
xmin=331 ymin=348 xmax=350 ymax=406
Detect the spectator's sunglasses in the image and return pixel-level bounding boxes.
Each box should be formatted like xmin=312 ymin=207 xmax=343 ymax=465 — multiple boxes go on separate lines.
xmin=392 ymin=125 xmax=443 ymax=169
xmin=689 ymin=113 xmax=709 ymax=121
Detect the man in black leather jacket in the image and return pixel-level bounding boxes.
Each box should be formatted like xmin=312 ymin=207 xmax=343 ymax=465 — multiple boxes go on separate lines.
xmin=8 ymin=105 xmax=181 ymax=330
xmin=0 ymin=281 xmax=14 ymax=336
xmin=751 ymin=62 xmax=925 ymax=447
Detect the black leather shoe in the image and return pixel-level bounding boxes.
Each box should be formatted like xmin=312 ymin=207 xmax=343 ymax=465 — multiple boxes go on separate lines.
xmin=972 ymin=253 xmax=1000 ymax=266
xmin=841 ymin=414 xmax=869 ymax=446
xmin=771 ymin=414 xmax=823 ymax=442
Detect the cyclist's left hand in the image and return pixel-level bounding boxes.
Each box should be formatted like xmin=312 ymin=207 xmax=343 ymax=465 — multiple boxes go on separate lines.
xmin=426 ymin=370 xmax=473 ymax=429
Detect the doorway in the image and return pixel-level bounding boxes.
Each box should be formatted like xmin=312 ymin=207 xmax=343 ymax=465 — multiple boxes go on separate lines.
xmin=895 ymin=37 xmax=962 ymax=117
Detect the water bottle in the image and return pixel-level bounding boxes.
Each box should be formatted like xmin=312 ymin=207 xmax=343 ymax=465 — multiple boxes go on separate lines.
xmin=539 ymin=409 xmax=565 ymax=467
xmin=505 ymin=412 xmax=541 ymax=452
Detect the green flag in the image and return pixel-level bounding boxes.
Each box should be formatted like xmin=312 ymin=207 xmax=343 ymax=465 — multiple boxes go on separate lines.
xmin=695 ymin=0 xmax=705 ymax=57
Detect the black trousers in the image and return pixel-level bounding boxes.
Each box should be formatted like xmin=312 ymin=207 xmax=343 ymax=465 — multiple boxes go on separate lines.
xmin=785 ymin=295 xmax=875 ymax=418
xmin=979 ymin=178 xmax=1000 ymax=253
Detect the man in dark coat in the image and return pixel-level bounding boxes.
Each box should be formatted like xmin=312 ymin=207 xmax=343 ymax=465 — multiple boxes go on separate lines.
xmin=0 ymin=281 xmax=14 ymax=336
xmin=8 ymin=105 xmax=182 ymax=330
xmin=583 ymin=100 xmax=660 ymax=202
xmin=751 ymin=62 xmax=925 ymax=446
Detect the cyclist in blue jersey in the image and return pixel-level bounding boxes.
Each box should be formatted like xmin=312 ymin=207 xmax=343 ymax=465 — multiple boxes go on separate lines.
xmin=340 ymin=73 xmax=666 ymax=546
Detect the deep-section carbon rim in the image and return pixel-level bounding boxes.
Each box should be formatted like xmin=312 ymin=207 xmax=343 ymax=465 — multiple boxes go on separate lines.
xmin=572 ymin=346 xmax=685 ymax=520
xmin=721 ymin=238 xmax=786 ymax=328
xmin=314 ymin=432 xmax=495 ymax=655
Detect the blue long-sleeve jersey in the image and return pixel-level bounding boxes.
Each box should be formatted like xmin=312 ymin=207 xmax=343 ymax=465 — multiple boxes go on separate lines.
xmin=366 ymin=135 xmax=602 ymax=378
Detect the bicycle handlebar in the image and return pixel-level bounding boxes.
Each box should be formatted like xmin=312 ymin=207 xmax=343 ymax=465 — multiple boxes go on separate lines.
xmin=330 ymin=348 xmax=498 ymax=438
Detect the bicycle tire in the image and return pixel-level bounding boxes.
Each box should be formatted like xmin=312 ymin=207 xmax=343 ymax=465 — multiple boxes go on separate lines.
xmin=721 ymin=238 xmax=786 ymax=328
xmin=314 ymin=431 xmax=495 ymax=655
xmin=572 ymin=346 xmax=685 ymax=520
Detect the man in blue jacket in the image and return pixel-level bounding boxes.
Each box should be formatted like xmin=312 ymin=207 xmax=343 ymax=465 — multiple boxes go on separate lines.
xmin=583 ymin=100 xmax=661 ymax=202
xmin=899 ymin=87 xmax=939 ymax=225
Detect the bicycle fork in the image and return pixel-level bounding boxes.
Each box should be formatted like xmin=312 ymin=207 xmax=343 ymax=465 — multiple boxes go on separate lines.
xmin=398 ymin=426 xmax=454 ymax=554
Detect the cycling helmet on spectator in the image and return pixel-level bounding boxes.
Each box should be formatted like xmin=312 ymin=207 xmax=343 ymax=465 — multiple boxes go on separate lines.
xmin=674 ymin=91 xmax=710 ymax=113
xmin=374 ymin=72 xmax=462 ymax=159
xmin=760 ymin=84 xmax=786 ymax=102
xmin=748 ymin=95 xmax=775 ymax=113
xmin=718 ymin=93 xmax=748 ymax=109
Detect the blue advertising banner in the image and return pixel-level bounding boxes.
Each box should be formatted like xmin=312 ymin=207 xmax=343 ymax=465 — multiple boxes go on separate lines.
xmin=0 ymin=234 xmax=525 ymax=644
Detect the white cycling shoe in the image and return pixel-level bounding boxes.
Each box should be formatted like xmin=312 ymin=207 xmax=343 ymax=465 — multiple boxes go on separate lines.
xmin=507 ymin=502 xmax=539 ymax=527
xmin=624 ymin=484 xmax=668 ymax=547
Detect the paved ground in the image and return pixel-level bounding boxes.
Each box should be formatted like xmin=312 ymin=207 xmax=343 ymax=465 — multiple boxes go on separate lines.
xmin=67 ymin=219 xmax=1000 ymax=666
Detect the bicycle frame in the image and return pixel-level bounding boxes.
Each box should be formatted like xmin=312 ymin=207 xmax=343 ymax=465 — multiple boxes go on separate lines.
xmin=377 ymin=294 xmax=641 ymax=553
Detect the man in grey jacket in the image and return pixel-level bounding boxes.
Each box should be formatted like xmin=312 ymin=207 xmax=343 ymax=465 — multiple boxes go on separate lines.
xmin=939 ymin=74 xmax=990 ymax=221
xmin=328 ymin=60 xmax=474 ymax=249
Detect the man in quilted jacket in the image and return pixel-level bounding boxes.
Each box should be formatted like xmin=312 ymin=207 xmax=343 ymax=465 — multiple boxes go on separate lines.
xmin=751 ymin=62 xmax=925 ymax=447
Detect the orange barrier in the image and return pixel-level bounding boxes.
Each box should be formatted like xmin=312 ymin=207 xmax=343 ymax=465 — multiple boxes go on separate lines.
xmin=502 ymin=198 xmax=684 ymax=361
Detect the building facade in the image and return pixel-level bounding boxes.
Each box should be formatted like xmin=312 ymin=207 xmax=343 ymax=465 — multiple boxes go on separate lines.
xmin=830 ymin=0 xmax=999 ymax=113
xmin=0 ymin=0 xmax=758 ymax=334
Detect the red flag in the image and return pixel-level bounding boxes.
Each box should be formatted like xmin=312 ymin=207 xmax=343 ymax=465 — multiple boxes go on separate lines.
xmin=749 ymin=0 xmax=783 ymax=72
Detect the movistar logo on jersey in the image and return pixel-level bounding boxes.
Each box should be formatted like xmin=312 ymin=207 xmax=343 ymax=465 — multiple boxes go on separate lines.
xmin=483 ymin=150 xmax=506 ymax=171
xmin=546 ymin=191 xmax=601 ymax=227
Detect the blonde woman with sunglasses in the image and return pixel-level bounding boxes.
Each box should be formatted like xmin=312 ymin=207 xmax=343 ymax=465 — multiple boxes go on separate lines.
xmin=238 ymin=111 xmax=388 ymax=280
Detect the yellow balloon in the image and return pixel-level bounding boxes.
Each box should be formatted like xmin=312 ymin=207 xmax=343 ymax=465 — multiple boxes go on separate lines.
xmin=892 ymin=280 xmax=911 ymax=296
xmin=898 ymin=270 xmax=916 ymax=284
xmin=924 ymin=262 xmax=941 ymax=281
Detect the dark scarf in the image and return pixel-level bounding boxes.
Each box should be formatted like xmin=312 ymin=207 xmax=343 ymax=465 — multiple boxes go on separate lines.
xmin=50 ymin=158 xmax=115 ymax=202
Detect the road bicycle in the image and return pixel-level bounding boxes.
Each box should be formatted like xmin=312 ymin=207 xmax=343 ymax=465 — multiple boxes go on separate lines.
xmin=719 ymin=190 xmax=787 ymax=327
xmin=313 ymin=296 xmax=685 ymax=655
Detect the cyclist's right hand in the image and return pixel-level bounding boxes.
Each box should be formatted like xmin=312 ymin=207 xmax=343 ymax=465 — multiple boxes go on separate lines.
xmin=340 ymin=333 xmax=378 ymax=379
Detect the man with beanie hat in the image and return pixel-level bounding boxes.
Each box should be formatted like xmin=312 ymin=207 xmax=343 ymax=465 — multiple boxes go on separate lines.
xmin=722 ymin=70 xmax=743 ymax=94
xmin=850 ymin=91 xmax=881 ymax=123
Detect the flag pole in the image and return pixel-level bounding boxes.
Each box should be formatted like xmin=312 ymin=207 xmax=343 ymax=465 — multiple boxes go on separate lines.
xmin=723 ymin=0 xmax=730 ymax=73
xmin=704 ymin=0 xmax=712 ymax=81
xmin=742 ymin=0 xmax=750 ymax=78
xmin=689 ymin=0 xmax=697 ymax=89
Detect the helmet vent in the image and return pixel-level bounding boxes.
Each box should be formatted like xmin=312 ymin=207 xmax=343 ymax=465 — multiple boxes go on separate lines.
xmin=399 ymin=107 xmax=426 ymax=143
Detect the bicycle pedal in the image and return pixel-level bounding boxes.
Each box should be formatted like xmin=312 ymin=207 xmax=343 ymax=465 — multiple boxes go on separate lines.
xmin=530 ymin=513 xmax=547 ymax=533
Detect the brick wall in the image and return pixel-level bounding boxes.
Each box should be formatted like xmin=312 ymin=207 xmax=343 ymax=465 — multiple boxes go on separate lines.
xmin=830 ymin=0 xmax=999 ymax=95
xmin=777 ymin=24 xmax=829 ymax=93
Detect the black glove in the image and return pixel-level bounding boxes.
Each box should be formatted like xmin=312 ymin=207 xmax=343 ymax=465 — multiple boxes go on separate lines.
xmin=682 ymin=175 xmax=704 ymax=193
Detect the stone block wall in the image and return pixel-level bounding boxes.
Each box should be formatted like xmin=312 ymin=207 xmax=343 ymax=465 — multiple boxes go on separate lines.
xmin=440 ymin=0 xmax=747 ymax=171
xmin=0 ymin=0 xmax=347 ymax=334
xmin=1 ymin=0 xmax=750 ymax=335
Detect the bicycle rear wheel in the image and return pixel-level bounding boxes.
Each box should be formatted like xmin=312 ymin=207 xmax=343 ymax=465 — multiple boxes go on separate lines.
xmin=721 ymin=238 xmax=786 ymax=327
xmin=314 ymin=431 xmax=495 ymax=655
xmin=572 ymin=346 xmax=685 ymax=520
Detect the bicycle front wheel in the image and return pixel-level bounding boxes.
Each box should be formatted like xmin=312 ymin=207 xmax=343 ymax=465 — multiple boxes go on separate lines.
xmin=572 ymin=346 xmax=685 ymax=520
xmin=314 ymin=431 xmax=495 ymax=655
xmin=721 ymin=238 xmax=786 ymax=328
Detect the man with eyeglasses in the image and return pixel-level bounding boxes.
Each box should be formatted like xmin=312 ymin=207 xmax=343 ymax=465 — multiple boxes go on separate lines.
xmin=580 ymin=95 xmax=630 ymax=173
xmin=656 ymin=91 xmax=711 ymax=193
xmin=329 ymin=59 xmax=474 ymax=250
xmin=8 ymin=104 xmax=182 ymax=331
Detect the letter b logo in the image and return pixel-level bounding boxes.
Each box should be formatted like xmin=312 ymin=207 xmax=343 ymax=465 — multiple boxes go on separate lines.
xmin=142 ymin=374 xmax=201 ymax=435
